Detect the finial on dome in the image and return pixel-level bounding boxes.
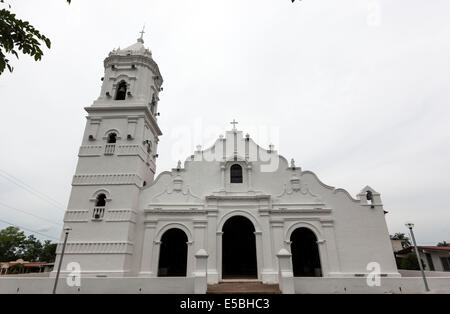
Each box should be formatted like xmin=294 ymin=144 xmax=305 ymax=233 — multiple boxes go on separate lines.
xmin=138 ymin=25 xmax=145 ymax=43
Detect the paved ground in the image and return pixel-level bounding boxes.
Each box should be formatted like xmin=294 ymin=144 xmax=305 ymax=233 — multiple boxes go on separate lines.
xmin=0 ymin=272 xmax=50 ymax=277
xmin=207 ymin=282 xmax=281 ymax=294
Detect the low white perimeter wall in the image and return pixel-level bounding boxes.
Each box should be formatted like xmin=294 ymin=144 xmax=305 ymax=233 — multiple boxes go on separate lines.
xmin=294 ymin=277 xmax=450 ymax=294
xmin=399 ymin=270 xmax=450 ymax=277
xmin=0 ymin=277 xmax=195 ymax=294
xmin=2 ymin=276 xmax=449 ymax=294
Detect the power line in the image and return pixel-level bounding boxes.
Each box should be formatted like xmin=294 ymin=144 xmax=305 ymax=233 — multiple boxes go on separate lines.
xmin=0 ymin=169 xmax=66 ymax=212
xmin=0 ymin=201 xmax=63 ymax=227
xmin=0 ymin=218 xmax=60 ymax=241
xmin=0 ymin=169 xmax=66 ymax=208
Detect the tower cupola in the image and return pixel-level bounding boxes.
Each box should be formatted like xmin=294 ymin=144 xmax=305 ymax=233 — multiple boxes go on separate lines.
xmin=97 ymin=32 xmax=163 ymax=115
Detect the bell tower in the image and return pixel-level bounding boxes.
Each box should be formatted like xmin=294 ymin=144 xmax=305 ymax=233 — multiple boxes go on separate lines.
xmin=93 ymin=32 xmax=163 ymax=181
xmin=53 ymin=33 xmax=163 ymax=277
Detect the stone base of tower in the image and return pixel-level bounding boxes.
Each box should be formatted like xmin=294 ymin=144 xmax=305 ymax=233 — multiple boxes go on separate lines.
xmin=51 ymin=253 xmax=135 ymax=278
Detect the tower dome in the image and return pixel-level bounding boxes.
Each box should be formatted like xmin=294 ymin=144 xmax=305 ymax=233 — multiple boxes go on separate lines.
xmin=98 ymin=31 xmax=163 ymax=105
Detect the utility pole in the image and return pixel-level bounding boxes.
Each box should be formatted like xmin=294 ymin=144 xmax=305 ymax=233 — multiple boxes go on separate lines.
xmin=52 ymin=227 xmax=71 ymax=294
xmin=405 ymin=223 xmax=430 ymax=292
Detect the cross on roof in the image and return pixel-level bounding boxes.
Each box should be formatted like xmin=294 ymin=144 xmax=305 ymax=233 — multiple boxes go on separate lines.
xmin=230 ymin=119 xmax=238 ymax=131
xmin=137 ymin=26 xmax=146 ymax=43
xmin=139 ymin=26 xmax=145 ymax=40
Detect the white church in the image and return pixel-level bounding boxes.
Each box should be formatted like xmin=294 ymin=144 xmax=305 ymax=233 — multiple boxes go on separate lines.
xmin=52 ymin=35 xmax=402 ymax=293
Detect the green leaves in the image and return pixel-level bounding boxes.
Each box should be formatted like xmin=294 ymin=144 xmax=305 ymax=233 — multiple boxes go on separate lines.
xmin=0 ymin=226 xmax=26 ymax=262
xmin=0 ymin=0 xmax=72 ymax=75
xmin=0 ymin=226 xmax=57 ymax=262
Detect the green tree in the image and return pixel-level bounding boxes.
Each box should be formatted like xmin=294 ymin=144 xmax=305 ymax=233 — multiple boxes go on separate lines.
xmin=0 ymin=0 xmax=71 ymax=74
xmin=437 ymin=241 xmax=449 ymax=247
xmin=391 ymin=233 xmax=411 ymax=248
xmin=400 ymin=253 xmax=426 ymax=270
xmin=22 ymin=234 xmax=43 ymax=262
xmin=0 ymin=226 xmax=26 ymax=261
xmin=0 ymin=226 xmax=57 ymax=262
xmin=39 ymin=240 xmax=57 ymax=263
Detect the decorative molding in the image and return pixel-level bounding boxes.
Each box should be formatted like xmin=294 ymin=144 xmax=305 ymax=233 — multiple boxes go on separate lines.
xmin=145 ymin=208 xmax=206 ymax=215
xmin=150 ymin=184 xmax=202 ymax=204
xmin=64 ymin=209 xmax=137 ymax=223
xmin=72 ymin=173 xmax=143 ymax=187
xmin=56 ymin=241 xmax=134 ymax=255
xmin=104 ymin=55 xmax=162 ymax=82
xmin=85 ymin=105 xmax=162 ymax=136
xmin=276 ymin=177 xmax=325 ymax=204
xmin=270 ymin=220 xmax=284 ymax=228
xmin=90 ymin=188 xmax=112 ymax=200
xmin=320 ymin=219 xmax=334 ymax=227
xmin=64 ymin=210 xmax=89 ymax=222
xmin=79 ymin=145 xmax=103 ymax=157
xmin=105 ymin=209 xmax=137 ymax=223
xmin=193 ymin=220 xmax=208 ymax=228
xmin=103 ymin=128 xmax=122 ymax=139
xmin=79 ymin=144 xmax=155 ymax=168
xmin=270 ymin=208 xmax=332 ymax=214
xmin=206 ymin=194 xmax=271 ymax=201
xmin=116 ymin=144 xmax=152 ymax=164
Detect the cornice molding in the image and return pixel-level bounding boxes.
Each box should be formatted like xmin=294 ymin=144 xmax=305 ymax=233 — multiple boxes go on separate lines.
xmin=269 ymin=208 xmax=332 ymax=214
xmin=85 ymin=105 xmax=162 ymax=136
xmin=72 ymin=173 xmax=143 ymax=187
xmin=104 ymin=55 xmax=163 ymax=88
xmin=56 ymin=241 xmax=134 ymax=255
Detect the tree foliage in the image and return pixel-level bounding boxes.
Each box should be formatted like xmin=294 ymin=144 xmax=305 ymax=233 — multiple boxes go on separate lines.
xmin=437 ymin=241 xmax=449 ymax=247
xmin=399 ymin=253 xmax=425 ymax=271
xmin=0 ymin=226 xmax=57 ymax=262
xmin=0 ymin=0 xmax=71 ymax=74
xmin=390 ymin=232 xmax=411 ymax=248
xmin=40 ymin=240 xmax=57 ymax=263
xmin=0 ymin=226 xmax=26 ymax=261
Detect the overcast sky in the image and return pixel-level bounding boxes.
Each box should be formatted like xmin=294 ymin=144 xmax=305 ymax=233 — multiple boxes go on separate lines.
xmin=0 ymin=0 xmax=449 ymax=245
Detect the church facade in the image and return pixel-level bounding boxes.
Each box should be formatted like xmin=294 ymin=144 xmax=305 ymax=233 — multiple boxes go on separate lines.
xmin=53 ymin=36 xmax=400 ymax=286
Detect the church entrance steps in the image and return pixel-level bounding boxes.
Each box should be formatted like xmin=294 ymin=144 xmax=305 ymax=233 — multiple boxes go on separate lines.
xmin=220 ymin=279 xmax=260 ymax=283
xmin=206 ymin=281 xmax=281 ymax=294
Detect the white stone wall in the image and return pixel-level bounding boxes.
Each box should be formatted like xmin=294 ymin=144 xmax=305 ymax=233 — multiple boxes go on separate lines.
xmin=420 ymin=251 xmax=450 ymax=272
xmin=293 ymin=277 xmax=450 ymax=294
xmin=1 ymin=277 xmax=449 ymax=294
xmin=0 ymin=277 xmax=194 ymax=294
xmin=134 ymin=130 xmax=399 ymax=283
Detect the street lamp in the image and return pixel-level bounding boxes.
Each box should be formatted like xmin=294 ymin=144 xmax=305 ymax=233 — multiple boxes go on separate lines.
xmin=405 ymin=223 xmax=430 ymax=292
xmin=52 ymin=226 xmax=71 ymax=294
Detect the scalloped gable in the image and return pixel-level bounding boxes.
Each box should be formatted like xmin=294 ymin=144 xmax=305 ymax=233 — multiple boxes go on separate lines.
xmin=145 ymin=129 xmax=372 ymax=206
xmin=300 ymin=170 xmax=361 ymax=203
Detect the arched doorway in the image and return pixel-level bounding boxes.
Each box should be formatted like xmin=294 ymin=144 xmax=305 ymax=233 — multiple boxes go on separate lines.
xmin=290 ymin=227 xmax=322 ymax=277
xmin=222 ymin=215 xmax=257 ymax=279
xmin=157 ymin=228 xmax=188 ymax=277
